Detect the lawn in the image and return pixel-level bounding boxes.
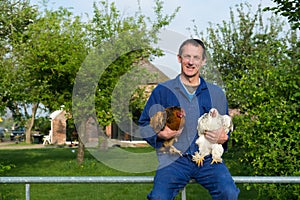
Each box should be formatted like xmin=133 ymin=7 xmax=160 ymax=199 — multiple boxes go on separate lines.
xmin=0 ymin=146 xmax=257 ymax=200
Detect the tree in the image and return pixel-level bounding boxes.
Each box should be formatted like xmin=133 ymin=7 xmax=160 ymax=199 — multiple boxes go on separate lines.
xmin=264 ymin=0 xmax=300 ymax=29
xmin=0 ymin=0 xmax=38 ymax=122
xmin=193 ymin=3 xmax=299 ymax=199
xmin=89 ymin=0 xmax=178 ymax=127
xmin=73 ymin=0 xmax=179 ymax=164
xmin=1 ymin=1 xmax=88 ymax=143
xmin=19 ymin=6 xmax=88 ymax=111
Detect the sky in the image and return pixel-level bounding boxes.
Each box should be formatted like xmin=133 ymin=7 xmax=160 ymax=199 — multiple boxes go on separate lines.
xmin=30 ymin=0 xmax=278 ymax=78
xmin=31 ymin=0 xmax=277 ymax=35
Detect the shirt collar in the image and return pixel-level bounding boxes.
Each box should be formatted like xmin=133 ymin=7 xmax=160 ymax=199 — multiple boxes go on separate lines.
xmin=174 ymin=75 xmax=208 ymax=95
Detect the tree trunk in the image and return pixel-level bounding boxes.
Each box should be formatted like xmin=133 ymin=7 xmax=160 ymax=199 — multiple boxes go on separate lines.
xmin=77 ymin=137 xmax=85 ymax=165
xmin=77 ymin=123 xmax=85 ymax=165
xmin=25 ymin=103 xmax=39 ymax=144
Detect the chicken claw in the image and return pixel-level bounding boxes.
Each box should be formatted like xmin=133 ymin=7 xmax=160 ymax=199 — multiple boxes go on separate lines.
xmin=211 ymin=158 xmax=223 ymax=165
xmin=192 ymin=151 xmax=205 ymax=166
xmin=169 ymin=146 xmax=183 ymax=157
xmin=159 ymin=146 xmax=182 ymax=157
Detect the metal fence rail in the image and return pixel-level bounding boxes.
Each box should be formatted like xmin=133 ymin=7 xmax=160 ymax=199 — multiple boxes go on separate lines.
xmin=1 ymin=176 xmax=299 ymax=200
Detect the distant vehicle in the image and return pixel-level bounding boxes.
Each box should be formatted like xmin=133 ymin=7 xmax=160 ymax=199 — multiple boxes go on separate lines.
xmin=10 ymin=127 xmax=25 ymax=142
xmin=0 ymin=127 xmax=5 ymax=142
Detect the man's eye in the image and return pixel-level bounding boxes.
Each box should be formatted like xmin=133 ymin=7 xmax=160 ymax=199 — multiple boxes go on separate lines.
xmin=194 ymin=56 xmax=201 ymax=61
xmin=182 ymin=55 xmax=201 ymax=61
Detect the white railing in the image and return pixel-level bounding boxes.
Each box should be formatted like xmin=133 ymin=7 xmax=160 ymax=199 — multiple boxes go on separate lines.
xmin=1 ymin=176 xmax=300 ymax=200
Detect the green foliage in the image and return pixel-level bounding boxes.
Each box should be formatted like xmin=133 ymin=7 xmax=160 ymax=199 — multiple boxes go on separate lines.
xmin=129 ymin=85 xmax=154 ymax=123
xmin=0 ymin=0 xmax=38 ymax=116
xmin=20 ymin=6 xmax=88 ymax=111
xmin=195 ymin=3 xmax=300 ymax=199
xmin=33 ymin=116 xmax=51 ymax=133
xmin=0 ymin=162 xmax=15 ymax=173
xmin=264 ymin=0 xmax=300 ymax=30
xmin=80 ymin=0 xmax=179 ymax=128
xmin=0 ymin=0 xmax=88 ymax=138
xmin=0 ymin=0 xmax=179 ymax=137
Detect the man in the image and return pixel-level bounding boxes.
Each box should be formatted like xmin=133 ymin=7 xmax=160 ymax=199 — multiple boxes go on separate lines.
xmin=138 ymin=39 xmax=239 ymax=200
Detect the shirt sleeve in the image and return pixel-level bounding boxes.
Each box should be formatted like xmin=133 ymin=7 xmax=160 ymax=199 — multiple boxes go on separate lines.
xmin=138 ymin=86 xmax=164 ymax=149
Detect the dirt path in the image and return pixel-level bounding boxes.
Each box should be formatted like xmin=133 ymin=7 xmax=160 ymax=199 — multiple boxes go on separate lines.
xmin=0 ymin=140 xmax=45 ymax=149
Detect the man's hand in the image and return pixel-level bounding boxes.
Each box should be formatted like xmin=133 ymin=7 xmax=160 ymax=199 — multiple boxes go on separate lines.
xmin=205 ymin=127 xmax=228 ymax=144
xmin=157 ymin=126 xmax=183 ymax=140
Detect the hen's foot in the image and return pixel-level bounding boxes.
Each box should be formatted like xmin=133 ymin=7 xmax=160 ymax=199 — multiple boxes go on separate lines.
xmin=169 ymin=146 xmax=182 ymax=157
xmin=192 ymin=151 xmax=205 ymax=166
xmin=210 ymin=158 xmax=223 ymax=165
xmin=159 ymin=146 xmax=182 ymax=157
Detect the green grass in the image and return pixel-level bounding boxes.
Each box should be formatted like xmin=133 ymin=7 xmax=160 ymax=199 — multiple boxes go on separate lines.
xmin=0 ymin=146 xmax=257 ymax=200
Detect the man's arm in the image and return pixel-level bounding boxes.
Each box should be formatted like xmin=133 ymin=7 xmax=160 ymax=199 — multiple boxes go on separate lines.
xmin=138 ymin=87 xmax=164 ymax=149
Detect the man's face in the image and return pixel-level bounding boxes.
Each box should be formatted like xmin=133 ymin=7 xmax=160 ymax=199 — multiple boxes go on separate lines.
xmin=177 ymin=44 xmax=206 ymax=78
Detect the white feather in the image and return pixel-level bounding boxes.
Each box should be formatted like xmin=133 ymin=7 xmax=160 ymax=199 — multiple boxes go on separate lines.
xmin=192 ymin=108 xmax=233 ymax=166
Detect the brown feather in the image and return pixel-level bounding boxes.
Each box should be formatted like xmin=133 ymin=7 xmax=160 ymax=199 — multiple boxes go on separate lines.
xmin=150 ymin=106 xmax=185 ymax=156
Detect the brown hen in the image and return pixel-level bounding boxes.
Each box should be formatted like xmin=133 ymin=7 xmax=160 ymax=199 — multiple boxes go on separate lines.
xmin=150 ymin=106 xmax=185 ymax=156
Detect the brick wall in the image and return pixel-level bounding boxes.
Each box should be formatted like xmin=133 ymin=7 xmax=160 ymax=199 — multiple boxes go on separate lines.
xmin=51 ymin=111 xmax=67 ymax=145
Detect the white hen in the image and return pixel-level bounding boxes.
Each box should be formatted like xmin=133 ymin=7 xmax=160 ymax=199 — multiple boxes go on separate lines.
xmin=192 ymin=108 xmax=233 ymax=166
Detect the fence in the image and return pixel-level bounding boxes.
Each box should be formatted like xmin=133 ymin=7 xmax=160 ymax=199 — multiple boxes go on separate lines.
xmin=1 ymin=176 xmax=300 ymax=200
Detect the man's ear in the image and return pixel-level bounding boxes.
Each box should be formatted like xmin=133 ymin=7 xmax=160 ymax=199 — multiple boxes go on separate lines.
xmin=177 ymin=54 xmax=182 ymax=63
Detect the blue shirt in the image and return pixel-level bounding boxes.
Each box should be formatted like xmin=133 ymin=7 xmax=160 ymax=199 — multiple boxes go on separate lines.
xmin=138 ymin=75 xmax=229 ymax=167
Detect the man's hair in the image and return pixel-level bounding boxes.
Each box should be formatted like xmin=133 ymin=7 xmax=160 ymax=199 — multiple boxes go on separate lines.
xmin=178 ymin=39 xmax=206 ymax=60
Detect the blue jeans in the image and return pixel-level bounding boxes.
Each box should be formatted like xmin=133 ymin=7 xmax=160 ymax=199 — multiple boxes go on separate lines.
xmin=147 ymin=155 xmax=239 ymax=200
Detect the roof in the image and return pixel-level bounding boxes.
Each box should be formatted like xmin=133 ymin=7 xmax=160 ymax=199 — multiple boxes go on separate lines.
xmin=49 ymin=110 xmax=65 ymax=119
xmin=137 ymin=59 xmax=169 ymax=84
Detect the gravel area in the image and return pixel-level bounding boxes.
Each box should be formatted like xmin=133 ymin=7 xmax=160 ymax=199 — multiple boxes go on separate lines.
xmin=0 ymin=139 xmax=45 ymax=149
